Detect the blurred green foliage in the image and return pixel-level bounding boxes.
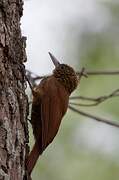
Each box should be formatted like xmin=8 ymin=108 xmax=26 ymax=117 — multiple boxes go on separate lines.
xmin=28 ymin=1 xmax=119 ymax=180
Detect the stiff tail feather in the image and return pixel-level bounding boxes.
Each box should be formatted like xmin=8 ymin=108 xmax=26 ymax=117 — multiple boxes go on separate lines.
xmin=26 ymin=142 xmax=41 ymax=175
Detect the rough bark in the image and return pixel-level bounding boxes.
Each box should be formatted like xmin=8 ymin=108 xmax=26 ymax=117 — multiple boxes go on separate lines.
xmin=0 ymin=0 xmax=29 ymax=179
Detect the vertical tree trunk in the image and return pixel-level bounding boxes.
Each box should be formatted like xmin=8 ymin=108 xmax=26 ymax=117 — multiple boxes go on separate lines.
xmin=0 ymin=0 xmax=29 ymax=179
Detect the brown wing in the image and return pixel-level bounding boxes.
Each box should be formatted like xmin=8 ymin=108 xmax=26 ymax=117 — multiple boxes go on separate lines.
xmin=41 ymin=77 xmax=69 ymax=152
xmin=40 ymin=95 xmax=50 ymax=152
xmin=41 ymin=94 xmax=63 ymax=151
xmin=31 ymin=76 xmax=69 ymax=154
xmin=30 ymin=82 xmax=44 ymax=153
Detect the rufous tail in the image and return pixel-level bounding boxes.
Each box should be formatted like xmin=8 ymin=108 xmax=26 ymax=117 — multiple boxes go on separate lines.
xmin=26 ymin=142 xmax=41 ymax=175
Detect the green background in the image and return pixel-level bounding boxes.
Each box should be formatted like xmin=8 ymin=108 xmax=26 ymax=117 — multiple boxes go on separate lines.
xmin=26 ymin=1 xmax=119 ymax=180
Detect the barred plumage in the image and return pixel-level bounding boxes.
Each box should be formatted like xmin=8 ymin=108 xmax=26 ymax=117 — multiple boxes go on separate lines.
xmin=53 ymin=64 xmax=78 ymax=94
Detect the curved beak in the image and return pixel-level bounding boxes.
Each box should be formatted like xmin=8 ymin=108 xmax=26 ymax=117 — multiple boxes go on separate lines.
xmin=48 ymin=52 xmax=60 ymax=67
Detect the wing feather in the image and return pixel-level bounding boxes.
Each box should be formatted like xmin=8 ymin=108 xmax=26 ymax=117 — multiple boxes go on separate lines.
xmin=41 ymin=95 xmax=50 ymax=152
xmin=31 ymin=77 xmax=69 ymax=154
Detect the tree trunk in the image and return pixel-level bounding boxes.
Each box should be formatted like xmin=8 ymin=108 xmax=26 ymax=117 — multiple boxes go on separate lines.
xmin=0 ymin=0 xmax=29 ymax=179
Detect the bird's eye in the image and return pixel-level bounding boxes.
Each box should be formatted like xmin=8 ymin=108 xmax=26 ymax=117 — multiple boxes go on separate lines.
xmin=61 ymin=66 xmax=64 ymax=69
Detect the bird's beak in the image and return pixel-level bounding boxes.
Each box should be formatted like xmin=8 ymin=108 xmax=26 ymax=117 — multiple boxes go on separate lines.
xmin=48 ymin=52 xmax=60 ymax=67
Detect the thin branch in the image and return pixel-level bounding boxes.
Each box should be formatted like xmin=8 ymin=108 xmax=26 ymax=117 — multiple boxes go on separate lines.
xmin=70 ymin=96 xmax=100 ymax=101
xmin=77 ymin=67 xmax=88 ymax=80
xmin=69 ymin=102 xmax=99 ymax=107
xmin=70 ymin=89 xmax=119 ymax=106
xmin=33 ymin=75 xmax=49 ymax=81
xmin=26 ymin=69 xmax=119 ymax=85
xmin=69 ymin=105 xmax=119 ymax=128
xmin=77 ymin=70 xmax=119 ymax=76
xmin=26 ymin=69 xmax=119 ymax=107
xmin=26 ymin=68 xmax=87 ymax=82
xmin=26 ymin=69 xmax=119 ymax=128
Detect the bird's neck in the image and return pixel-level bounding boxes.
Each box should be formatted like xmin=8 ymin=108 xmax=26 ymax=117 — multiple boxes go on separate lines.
xmin=53 ymin=74 xmax=78 ymax=94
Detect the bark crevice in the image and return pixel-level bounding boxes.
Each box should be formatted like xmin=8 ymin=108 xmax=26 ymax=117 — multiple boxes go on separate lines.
xmin=0 ymin=1 xmax=29 ymax=179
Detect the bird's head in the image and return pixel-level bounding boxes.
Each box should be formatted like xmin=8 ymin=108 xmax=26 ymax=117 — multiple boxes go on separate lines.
xmin=49 ymin=52 xmax=78 ymax=94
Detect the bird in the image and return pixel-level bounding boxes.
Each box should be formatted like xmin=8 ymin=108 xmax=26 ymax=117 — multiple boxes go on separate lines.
xmin=26 ymin=52 xmax=79 ymax=176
